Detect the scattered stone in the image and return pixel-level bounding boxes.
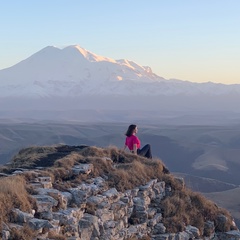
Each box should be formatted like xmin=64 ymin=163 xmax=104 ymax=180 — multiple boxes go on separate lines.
xmin=11 ymin=209 xmax=34 ymax=223
xmin=72 ymin=163 xmax=93 ymax=175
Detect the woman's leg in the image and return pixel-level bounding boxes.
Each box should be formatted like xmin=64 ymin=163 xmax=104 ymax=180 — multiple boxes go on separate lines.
xmin=137 ymin=144 xmax=152 ymax=159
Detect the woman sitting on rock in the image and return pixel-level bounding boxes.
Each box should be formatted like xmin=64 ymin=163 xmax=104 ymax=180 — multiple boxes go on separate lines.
xmin=123 ymin=124 xmax=152 ymax=159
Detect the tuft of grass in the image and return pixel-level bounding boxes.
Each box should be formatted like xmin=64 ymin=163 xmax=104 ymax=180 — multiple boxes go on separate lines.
xmin=9 ymin=225 xmax=36 ymax=240
xmin=126 ymin=236 xmax=151 ymax=240
xmin=189 ymin=191 xmax=233 ymax=232
xmin=79 ymin=146 xmax=106 ymax=158
xmin=161 ymin=174 xmax=184 ymax=191
xmin=54 ymin=152 xmax=84 ymax=168
xmin=108 ymin=159 xmax=164 ymax=191
xmin=0 ymin=175 xmax=34 ymax=232
xmin=86 ymin=156 xmax=115 ymax=176
xmin=0 ymin=165 xmax=11 ymax=174
xmin=48 ymin=232 xmax=67 ymax=240
xmin=161 ymin=188 xmax=233 ymax=234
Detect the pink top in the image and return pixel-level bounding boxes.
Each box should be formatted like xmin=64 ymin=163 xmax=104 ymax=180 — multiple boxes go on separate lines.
xmin=125 ymin=135 xmax=141 ymax=150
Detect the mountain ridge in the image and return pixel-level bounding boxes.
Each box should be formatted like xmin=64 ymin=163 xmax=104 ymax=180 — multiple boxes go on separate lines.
xmin=1 ymin=45 xmax=240 ymax=99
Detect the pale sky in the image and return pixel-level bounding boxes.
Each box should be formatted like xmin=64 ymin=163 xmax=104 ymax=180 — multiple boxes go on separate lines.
xmin=1 ymin=0 xmax=240 ymax=84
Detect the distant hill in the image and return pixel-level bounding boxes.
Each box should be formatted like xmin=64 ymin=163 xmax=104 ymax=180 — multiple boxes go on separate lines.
xmin=174 ymin=172 xmax=239 ymax=193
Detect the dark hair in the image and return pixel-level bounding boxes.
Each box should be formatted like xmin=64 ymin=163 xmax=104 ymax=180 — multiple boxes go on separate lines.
xmin=125 ymin=124 xmax=137 ymax=137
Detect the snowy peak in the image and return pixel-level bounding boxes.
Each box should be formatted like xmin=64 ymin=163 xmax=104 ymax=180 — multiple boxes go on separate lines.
xmin=0 ymin=44 xmax=162 ymax=87
xmin=116 ymin=59 xmax=154 ymax=76
xmin=26 ymin=46 xmax=61 ymax=62
xmin=27 ymin=45 xmax=116 ymax=64
xmin=14 ymin=45 xmax=116 ymax=68
xmin=23 ymin=45 xmax=156 ymax=78
xmin=63 ymin=45 xmax=116 ymax=63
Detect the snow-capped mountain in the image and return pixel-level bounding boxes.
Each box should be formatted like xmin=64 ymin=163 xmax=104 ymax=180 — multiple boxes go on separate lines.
xmin=0 ymin=45 xmax=163 ymax=97
xmin=1 ymin=44 xmax=240 ymax=122
xmin=1 ymin=44 xmax=240 ymax=98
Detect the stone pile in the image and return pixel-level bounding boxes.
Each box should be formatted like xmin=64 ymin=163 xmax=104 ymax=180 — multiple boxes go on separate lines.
xmin=2 ymin=162 xmax=240 ymax=240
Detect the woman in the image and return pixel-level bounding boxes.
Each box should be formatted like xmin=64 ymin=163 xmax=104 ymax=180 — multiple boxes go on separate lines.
xmin=123 ymin=124 xmax=152 ymax=159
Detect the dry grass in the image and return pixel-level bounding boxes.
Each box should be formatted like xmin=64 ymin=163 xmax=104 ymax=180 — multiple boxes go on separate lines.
xmin=47 ymin=232 xmax=67 ymax=240
xmin=0 ymin=165 xmax=10 ymax=174
xmin=9 ymin=225 xmax=36 ymax=240
xmin=75 ymin=146 xmax=168 ymax=191
xmin=0 ymin=175 xmax=34 ymax=233
xmin=107 ymin=159 xmax=164 ymax=191
xmin=54 ymin=152 xmax=85 ymax=168
xmin=22 ymin=169 xmax=53 ymax=184
xmin=10 ymin=145 xmax=57 ymax=168
xmin=126 ymin=236 xmax=151 ymax=240
xmin=161 ymin=188 xmax=234 ymax=234
xmin=16 ymin=146 xmax=167 ymax=192
xmin=80 ymin=146 xmax=136 ymax=164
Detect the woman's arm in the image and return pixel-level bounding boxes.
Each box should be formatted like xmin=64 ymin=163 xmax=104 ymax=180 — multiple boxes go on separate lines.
xmin=133 ymin=144 xmax=137 ymax=155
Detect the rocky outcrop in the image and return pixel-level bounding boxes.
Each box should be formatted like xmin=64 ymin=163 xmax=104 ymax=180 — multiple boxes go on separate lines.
xmin=1 ymin=162 xmax=239 ymax=240
xmin=1 ymin=145 xmax=239 ymax=240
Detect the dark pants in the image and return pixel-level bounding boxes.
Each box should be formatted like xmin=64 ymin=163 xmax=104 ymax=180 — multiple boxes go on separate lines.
xmin=137 ymin=144 xmax=152 ymax=159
